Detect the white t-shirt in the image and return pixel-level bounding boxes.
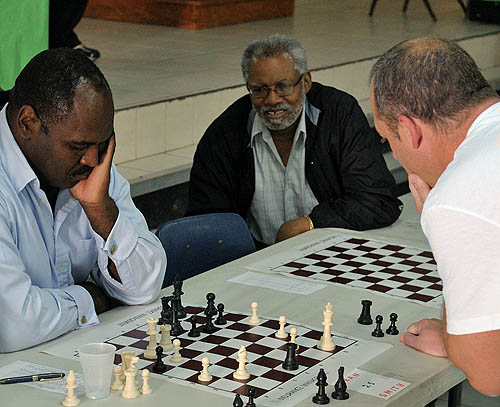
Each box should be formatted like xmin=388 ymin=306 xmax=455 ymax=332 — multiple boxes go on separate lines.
xmin=421 ymin=101 xmax=500 ymax=335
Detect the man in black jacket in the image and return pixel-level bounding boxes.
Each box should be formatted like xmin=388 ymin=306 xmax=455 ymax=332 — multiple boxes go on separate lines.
xmin=188 ymin=34 xmax=401 ymax=247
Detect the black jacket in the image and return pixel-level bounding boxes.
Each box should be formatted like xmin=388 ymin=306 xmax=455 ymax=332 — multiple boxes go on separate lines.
xmin=187 ymin=82 xmax=402 ymax=234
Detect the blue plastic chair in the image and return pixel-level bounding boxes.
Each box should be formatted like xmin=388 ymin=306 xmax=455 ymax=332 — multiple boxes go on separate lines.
xmin=155 ymin=213 xmax=256 ymax=288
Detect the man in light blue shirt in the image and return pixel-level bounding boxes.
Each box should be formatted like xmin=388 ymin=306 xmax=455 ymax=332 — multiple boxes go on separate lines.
xmin=0 ymin=48 xmax=166 ymax=352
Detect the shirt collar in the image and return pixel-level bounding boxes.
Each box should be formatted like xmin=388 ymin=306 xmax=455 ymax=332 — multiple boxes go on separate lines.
xmin=0 ymin=104 xmax=39 ymax=194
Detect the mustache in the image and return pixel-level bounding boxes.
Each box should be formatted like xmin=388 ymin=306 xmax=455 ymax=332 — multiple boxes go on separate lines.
xmin=71 ymin=166 xmax=93 ymax=177
xmin=260 ymin=103 xmax=292 ymax=113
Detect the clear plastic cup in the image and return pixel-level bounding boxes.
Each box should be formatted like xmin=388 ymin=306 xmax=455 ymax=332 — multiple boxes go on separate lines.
xmin=79 ymin=342 xmax=116 ymax=399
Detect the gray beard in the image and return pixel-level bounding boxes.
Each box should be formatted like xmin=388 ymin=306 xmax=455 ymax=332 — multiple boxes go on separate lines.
xmin=255 ymin=85 xmax=306 ymax=131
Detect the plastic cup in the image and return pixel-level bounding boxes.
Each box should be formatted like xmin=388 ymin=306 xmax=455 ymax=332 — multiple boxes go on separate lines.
xmin=79 ymin=342 xmax=116 ymax=399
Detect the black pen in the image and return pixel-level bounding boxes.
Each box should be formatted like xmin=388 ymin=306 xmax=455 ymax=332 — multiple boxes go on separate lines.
xmin=0 ymin=373 xmax=65 ymax=384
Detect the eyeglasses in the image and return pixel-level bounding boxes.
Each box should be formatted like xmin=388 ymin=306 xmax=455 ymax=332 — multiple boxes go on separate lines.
xmin=247 ymin=74 xmax=304 ymax=99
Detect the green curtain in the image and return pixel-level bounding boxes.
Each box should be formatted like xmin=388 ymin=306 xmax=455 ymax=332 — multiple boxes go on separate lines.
xmin=0 ymin=0 xmax=49 ymax=90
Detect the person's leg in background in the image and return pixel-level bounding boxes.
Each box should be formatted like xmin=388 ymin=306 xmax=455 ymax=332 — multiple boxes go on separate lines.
xmin=49 ymin=0 xmax=100 ymax=61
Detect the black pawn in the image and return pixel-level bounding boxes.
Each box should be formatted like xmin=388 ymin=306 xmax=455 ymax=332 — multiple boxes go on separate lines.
xmin=386 ymin=313 xmax=399 ymax=335
xmin=204 ymin=312 xmax=217 ymax=334
xmin=159 ymin=296 xmax=173 ymax=325
xmin=357 ymin=299 xmax=373 ymax=325
xmin=215 ymin=303 xmax=227 ymax=325
xmin=282 ymin=342 xmax=299 ymax=370
xmin=205 ymin=292 xmax=217 ymax=317
xmin=233 ymin=393 xmax=244 ymax=407
xmin=188 ymin=314 xmax=200 ymax=337
xmin=170 ymin=307 xmax=185 ymax=336
xmin=371 ymin=315 xmax=384 ymax=337
xmin=331 ymin=366 xmax=349 ymax=400
xmin=245 ymin=387 xmax=256 ymax=407
xmin=312 ymin=368 xmax=330 ymax=404
xmin=152 ymin=346 xmax=167 ymax=374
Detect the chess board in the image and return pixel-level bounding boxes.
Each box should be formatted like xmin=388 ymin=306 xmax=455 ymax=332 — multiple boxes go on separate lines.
xmin=104 ymin=305 xmax=391 ymax=406
xmin=265 ymin=236 xmax=442 ymax=306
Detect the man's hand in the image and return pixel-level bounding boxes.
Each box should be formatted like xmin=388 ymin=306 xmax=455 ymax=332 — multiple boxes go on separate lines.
xmin=400 ymin=318 xmax=448 ymax=357
xmin=408 ymin=173 xmax=431 ymax=215
xmin=78 ymin=281 xmax=120 ymax=315
xmin=275 ymin=217 xmax=311 ymax=243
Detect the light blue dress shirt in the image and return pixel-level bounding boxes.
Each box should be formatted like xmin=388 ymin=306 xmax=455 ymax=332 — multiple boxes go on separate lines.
xmin=0 ymin=105 xmax=166 ymax=352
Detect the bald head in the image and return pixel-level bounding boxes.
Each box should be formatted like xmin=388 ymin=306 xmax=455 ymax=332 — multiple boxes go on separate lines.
xmin=370 ymin=38 xmax=497 ymax=132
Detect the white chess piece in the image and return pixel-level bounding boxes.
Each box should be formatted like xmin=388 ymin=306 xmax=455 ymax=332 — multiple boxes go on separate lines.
xmin=275 ymin=315 xmax=288 ymax=339
xmin=144 ymin=317 xmax=159 ymax=359
xmin=111 ymin=365 xmax=124 ymax=391
xmin=129 ymin=356 xmax=140 ymax=387
xmin=120 ymin=350 xmax=135 ymax=382
xmin=290 ymin=327 xmax=298 ymax=343
xmin=233 ymin=346 xmax=250 ymax=380
xmin=248 ymin=302 xmax=260 ymax=324
xmin=317 ymin=302 xmax=336 ymax=351
xmin=62 ymin=370 xmax=80 ymax=407
xmin=140 ymin=369 xmax=152 ymax=395
xmin=169 ymin=338 xmax=184 ymax=363
xmin=159 ymin=323 xmax=173 ymax=351
xmin=197 ymin=356 xmax=213 ymax=382
xmin=122 ymin=368 xmax=140 ymax=399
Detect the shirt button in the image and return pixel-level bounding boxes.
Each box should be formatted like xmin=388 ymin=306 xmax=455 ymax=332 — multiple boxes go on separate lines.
xmin=111 ymin=246 xmax=117 ymax=255
xmin=81 ymin=316 xmax=87 ymax=324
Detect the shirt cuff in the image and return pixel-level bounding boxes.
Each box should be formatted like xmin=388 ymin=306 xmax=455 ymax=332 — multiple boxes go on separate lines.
xmin=63 ymin=285 xmax=99 ymax=327
xmin=99 ymin=211 xmax=139 ymax=261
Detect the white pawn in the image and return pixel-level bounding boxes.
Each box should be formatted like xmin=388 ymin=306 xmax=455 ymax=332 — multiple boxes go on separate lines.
xmin=233 ymin=346 xmax=250 ymax=380
xmin=140 ymin=369 xmax=152 ymax=395
xmin=248 ymin=302 xmax=260 ymax=324
xmin=170 ymin=338 xmax=184 ymax=363
xmin=144 ymin=317 xmax=159 ymax=359
xmin=289 ymin=327 xmax=298 ymax=350
xmin=275 ymin=315 xmax=288 ymax=339
xmin=111 ymin=365 xmax=124 ymax=391
xmin=62 ymin=370 xmax=80 ymax=407
xmin=160 ymin=324 xmax=173 ymax=351
xmin=317 ymin=302 xmax=336 ymax=351
xmin=122 ymin=368 xmax=140 ymax=399
xmin=198 ymin=357 xmax=213 ymax=382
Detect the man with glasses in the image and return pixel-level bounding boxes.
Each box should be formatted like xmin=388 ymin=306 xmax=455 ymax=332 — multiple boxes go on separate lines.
xmin=188 ymin=34 xmax=401 ymax=247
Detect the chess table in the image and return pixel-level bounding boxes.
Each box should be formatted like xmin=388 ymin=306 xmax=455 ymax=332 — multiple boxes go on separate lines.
xmin=0 ymin=194 xmax=465 ymax=406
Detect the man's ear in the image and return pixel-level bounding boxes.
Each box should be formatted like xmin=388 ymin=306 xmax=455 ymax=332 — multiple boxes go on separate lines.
xmin=398 ymin=114 xmax=423 ymax=149
xmin=303 ymin=72 xmax=312 ymax=94
xmin=17 ymin=105 xmax=42 ymax=140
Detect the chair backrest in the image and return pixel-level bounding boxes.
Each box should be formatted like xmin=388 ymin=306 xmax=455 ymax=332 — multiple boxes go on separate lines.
xmin=155 ymin=213 xmax=256 ymax=288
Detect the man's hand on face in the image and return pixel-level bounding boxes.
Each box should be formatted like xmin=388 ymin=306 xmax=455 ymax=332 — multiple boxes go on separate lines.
xmin=408 ymin=173 xmax=431 ymax=216
xmin=275 ymin=216 xmax=311 ymax=243
xmin=69 ymin=135 xmax=116 ymax=206
xmin=400 ymin=318 xmax=448 ymax=357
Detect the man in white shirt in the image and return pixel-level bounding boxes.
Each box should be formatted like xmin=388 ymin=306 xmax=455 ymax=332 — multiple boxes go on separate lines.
xmin=0 ymin=48 xmax=166 ymax=352
xmin=370 ymin=37 xmax=500 ymax=396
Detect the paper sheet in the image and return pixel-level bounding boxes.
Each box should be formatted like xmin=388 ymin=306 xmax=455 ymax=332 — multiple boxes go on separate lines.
xmin=228 ymin=271 xmax=326 ymax=295
xmin=343 ymin=368 xmax=411 ymax=400
xmin=0 ymin=360 xmax=85 ymax=396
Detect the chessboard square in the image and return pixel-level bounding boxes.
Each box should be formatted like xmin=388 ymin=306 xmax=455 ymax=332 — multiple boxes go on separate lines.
xmin=107 ymin=335 xmax=140 ymax=347
xmin=363 ymin=271 xmax=393 ymax=279
xmin=235 ymin=332 xmax=265 ymax=343
xmin=291 ymin=270 xmax=316 ymax=278
xmin=379 ymin=255 xmax=404 ymax=263
xmin=343 ymin=260 xmax=365 ymax=268
xmin=274 ymin=363 xmax=308 ymax=374
xmin=427 ymin=283 xmax=443 ymax=291
xmin=295 ymin=335 xmax=319 ymax=348
xmin=258 ymin=337 xmax=289 ymax=349
xmin=166 ymin=366 xmax=199 ymax=380
xmin=340 ymin=272 xmax=365 ymax=280
xmin=283 ymin=261 xmax=307 ymax=268
xmin=246 ymin=343 xmax=274 ymax=355
xmin=371 ymin=248 xmax=394 ymax=256
xmin=296 ymin=354 xmax=323 ymax=367
xmin=212 ymin=377 xmax=244 ymax=392
xmin=306 ymin=253 xmax=329 ymax=260
xmin=314 ymin=272 xmax=341 ymax=281
xmin=185 ymin=372 xmax=218 ymax=385
xmin=414 ymin=263 xmax=437 ymax=271
xmin=377 ymin=278 xmax=406 ymax=288
xmin=224 ymin=313 xmax=248 ymax=322
xmin=131 ymin=339 xmax=149 ymax=350
xmin=260 ymin=319 xmax=281 ymax=330
xmin=390 ymin=263 xmax=413 ymax=271
xmin=265 ymin=348 xmax=287 ymax=361
xmin=234 ymin=384 xmax=269 ymax=398
xmin=227 ymin=322 xmax=254 ymax=331
xmin=398 ymin=271 xmax=427 ymax=280
xmin=418 ymin=275 xmax=441 ymax=283
xmin=408 ymin=255 xmax=434 ymax=263
xmin=353 ymin=256 xmax=375 ymax=264
xmin=222 ymin=338 xmax=252 ymax=350
xmin=315 ymin=261 xmax=336 ymax=268
xmin=247 ymin=325 xmax=276 ymax=336
xmin=408 ymin=293 xmax=438 ymax=303
xmin=358 ymin=275 xmax=382 ymax=283
xmin=215 ymin=357 xmax=238 ymax=370
xmin=333 ymin=336 xmax=356 ymax=347
xmin=247 ymin=376 xmax=282 ymax=391
xmin=328 ymin=276 xmax=354 ymax=284
xmin=200 ymin=334 xmax=229 ymax=345
xmin=247 ymin=363 xmax=273 ymax=377
xmin=366 ymin=283 xmax=392 ymax=293
xmin=299 ymin=347 xmax=332 ymax=360
xmin=214 ymin=328 xmax=245 ymax=339
xmin=185 ymin=340 xmax=218 ymax=352
xmin=123 ymin=329 xmax=148 ymax=339
xmin=385 ymin=288 xmax=420 ymax=298
xmin=179 ymin=359 xmax=202 ymax=371
xmin=134 ymin=358 xmax=153 ymax=370
xmin=178 ymin=348 xmax=202 ymax=360
xmin=417 ymin=288 xmax=443 ymax=296
xmin=209 ymin=345 xmax=238 ymax=357
xmin=208 ymin=365 xmax=235 ymax=379
xmin=333 ymin=264 xmax=356 ymax=272
xmin=300 ymin=257 xmax=323 ymax=265
xmin=193 ymin=353 xmax=226 ymax=365
xmin=262 ymin=369 xmax=295 ymax=383
xmin=252 ymin=355 xmax=282 ymax=369
xmin=302 ymin=265 xmax=329 ymax=273
xmin=389 ymin=275 xmax=411 ymax=283
xmin=316 ymin=252 xmax=346 ymax=262
xmin=408 ymin=279 xmax=434 ymax=288
xmin=359 ymin=263 xmax=384 ymax=271
xmin=343 ymin=249 xmax=368 ymax=257
xmin=301 ymin=330 xmax=322 ymax=341
xmin=348 ymin=279 xmax=375 ymax=289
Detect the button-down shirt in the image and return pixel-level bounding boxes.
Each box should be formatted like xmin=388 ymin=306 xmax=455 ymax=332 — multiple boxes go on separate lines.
xmin=247 ymin=104 xmax=319 ymax=245
xmin=0 ymin=105 xmax=166 ymax=352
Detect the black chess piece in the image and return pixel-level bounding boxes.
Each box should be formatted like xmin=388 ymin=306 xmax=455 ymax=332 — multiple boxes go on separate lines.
xmin=331 ymin=366 xmax=349 ymax=400
xmin=170 ymin=306 xmax=185 ymax=336
xmin=203 ymin=312 xmax=217 ymax=334
xmin=357 ymin=299 xmax=373 ymax=325
xmin=204 ymin=292 xmax=217 ymax=317
xmin=312 ymin=368 xmax=330 ymax=405
xmin=159 ymin=296 xmax=173 ymax=325
xmin=215 ymin=303 xmax=227 ymax=325
xmin=386 ymin=312 xmax=399 ymax=335
xmin=233 ymin=393 xmax=244 ymax=407
xmin=188 ymin=314 xmax=200 ymax=337
xmin=245 ymin=387 xmax=256 ymax=407
xmin=172 ymin=276 xmax=186 ymax=318
xmin=371 ymin=315 xmax=384 ymax=337
xmin=282 ymin=342 xmax=299 ymax=370
xmin=152 ymin=346 xmax=167 ymax=374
